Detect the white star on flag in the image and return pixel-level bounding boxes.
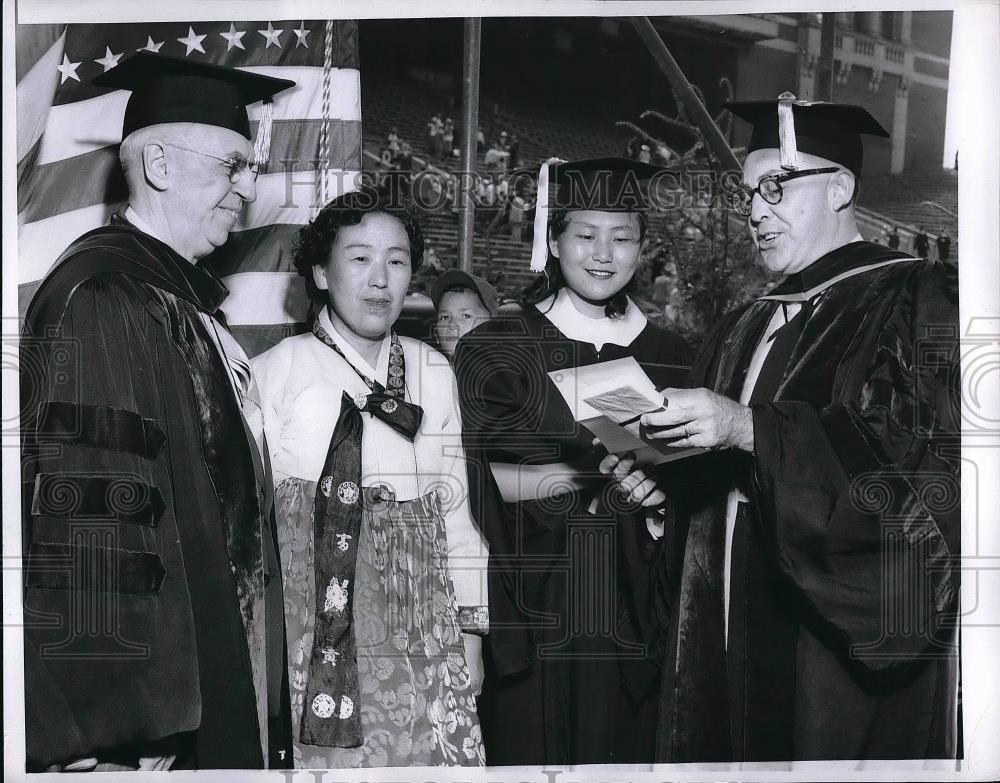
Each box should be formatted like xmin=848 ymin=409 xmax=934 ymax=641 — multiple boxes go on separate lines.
xmin=177 ymin=26 xmax=207 ymax=55
xmin=293 ymin=22 xmax=311 ymax=48
xmin=220 ymin=22 xmax=246 ymax=51
xmin=94 ymin=46 xmax=123 ymax=72
xmin=258 ymin=21 xmax=284 ymax=49
xmin=137 ymin=36 xmax=165 ymax=53
xmin=56 ymin=53 xmax=82 ymax=84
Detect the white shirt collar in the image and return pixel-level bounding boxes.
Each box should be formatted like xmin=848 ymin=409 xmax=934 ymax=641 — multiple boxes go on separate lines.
xmin=124 ymin=206 xmax=170 ymax=247
xmin=319 ymin=306 xmax=391 ymax=385
xmin=536 ymin=288 xmax=647 ymax=351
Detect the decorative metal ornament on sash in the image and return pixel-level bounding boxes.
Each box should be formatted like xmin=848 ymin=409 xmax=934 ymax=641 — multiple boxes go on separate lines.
xmin=299 ymin=318 xmax=423 ymax=747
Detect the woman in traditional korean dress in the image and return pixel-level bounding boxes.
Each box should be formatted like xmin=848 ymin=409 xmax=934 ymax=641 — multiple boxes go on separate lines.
xmin=254 ymin=186 xmax=489 ymax=768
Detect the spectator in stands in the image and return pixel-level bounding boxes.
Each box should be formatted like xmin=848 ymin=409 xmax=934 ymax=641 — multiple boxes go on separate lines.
xmin=474 ymin=177 xmax=489 ymax=207
xmin=477 ymin=129 xmax=486 ymax=154
xmin=484 ymin=140 xmax=509 ymax=173
xmin=887 ymin=224 xmax=901 ymax=250
xmin=431 ymin=270 xmax=499 ymax=360
xmin=937 ymin=228 xmax=952 ymax=263
xmin=442 ymin=118 xmax=456 ymax=158
xmin=914 ymin=225 xmax=930 ymax=258
xmin=507 ymin=133 xmax=521 ymax=171
xmin=508 ymin=185 xmax=534 ymax=242
xmin=395 ymin=141 xmax=414 ymax=174
xmin=409 ymin=244 xmax=449 ymax=296
xmin=427 ymin=114 xmax=443 ymax=158
xmin=386 ymin=126 xmax=400 ymax=154
xmin=424 ymin=246 xmax=446 ymax=274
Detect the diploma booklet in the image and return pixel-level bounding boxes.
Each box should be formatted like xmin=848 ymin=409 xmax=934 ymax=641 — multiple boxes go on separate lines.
xmin=547 ymin=357 xmax=706 ymax=465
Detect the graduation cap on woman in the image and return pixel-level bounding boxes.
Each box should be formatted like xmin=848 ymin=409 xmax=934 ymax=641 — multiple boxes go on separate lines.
xmin=93 ymin=51 xmax=296 ymax=165
xmin=523 ymin=156 xmax=664 ymax=272
xmin=725 ymin=92 xmax=889 ymax=175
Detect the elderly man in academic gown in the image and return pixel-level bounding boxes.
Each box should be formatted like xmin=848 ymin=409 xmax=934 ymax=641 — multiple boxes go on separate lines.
xmin=20 ymin=53 xmax=295 ymax=770
xmin=613 ymin=94 xmax=961 ymax=761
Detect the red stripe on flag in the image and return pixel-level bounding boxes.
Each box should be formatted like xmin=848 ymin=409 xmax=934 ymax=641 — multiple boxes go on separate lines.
xmin=16 ymin=24 xmax=66 ymax=81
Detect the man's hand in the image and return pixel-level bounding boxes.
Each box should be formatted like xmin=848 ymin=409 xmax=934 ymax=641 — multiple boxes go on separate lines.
xmin=642 ymin=387 xmax=754 ymax=452
xmin=462 ymin=632 xmax=485 ymax=697
xmin=594 ymin=442 xmax=666 ymax=508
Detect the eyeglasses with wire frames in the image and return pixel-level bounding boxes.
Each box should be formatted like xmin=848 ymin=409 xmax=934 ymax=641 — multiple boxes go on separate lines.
xmin=725 ymin=167 xmax=840 ymax=216
xmin=163 ymin=143 xmax=260 ymax=183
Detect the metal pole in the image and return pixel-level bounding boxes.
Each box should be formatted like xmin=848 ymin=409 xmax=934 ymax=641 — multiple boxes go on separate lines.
xmin=458 ymin=18 xmax=482 ymax=274
xmin=630 ymin=17 xmax=741 ymax=172
xmin=816 ymin=13 xmax=836 ymax=101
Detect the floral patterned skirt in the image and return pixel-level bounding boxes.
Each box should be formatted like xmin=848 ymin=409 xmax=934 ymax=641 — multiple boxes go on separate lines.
xmin=276 ymin=478 xmax=484 ymax=768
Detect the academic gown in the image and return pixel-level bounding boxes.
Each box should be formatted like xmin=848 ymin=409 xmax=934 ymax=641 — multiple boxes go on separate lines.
xmin=455 ymin=300 xmax=692 ymax=766
xmin=655 ymin=241 xmax=961 ymax=762
xmin=20 ymin=217 xmax=291 ymax=770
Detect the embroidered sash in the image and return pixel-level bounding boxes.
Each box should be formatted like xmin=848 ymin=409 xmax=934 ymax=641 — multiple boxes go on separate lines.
xmin=299 ymin=320 xmax=423 ymax=747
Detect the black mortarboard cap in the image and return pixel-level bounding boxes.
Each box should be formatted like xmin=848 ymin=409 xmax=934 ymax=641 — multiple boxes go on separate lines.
xmin=93 ymin=51 xmax=295 ymax=141
xmin=725 ymin=93 xmax=889 ymax=176
xmin=549 ymin=157 xmax=663 ymax=211
xmin=520 ymin=156 xmax=664 ymax=271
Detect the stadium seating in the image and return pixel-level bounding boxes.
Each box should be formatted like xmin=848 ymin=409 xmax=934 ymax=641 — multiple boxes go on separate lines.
xmin=361 ymin=71 xmax=959 ymax=304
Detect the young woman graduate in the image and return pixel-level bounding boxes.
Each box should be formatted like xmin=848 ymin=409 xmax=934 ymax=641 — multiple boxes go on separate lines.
xmin=454 ymin=158 xmax=693 ymax=765
xmin=252 ymin=186 xmax=489 ymax=768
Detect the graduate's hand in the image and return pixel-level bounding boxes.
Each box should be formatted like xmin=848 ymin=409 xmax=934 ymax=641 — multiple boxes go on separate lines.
xmin=594 ymin=442 xmax=667 ymax=509
xmin=643 ymin=388 xmax=754 ymax=452
xmin=462 ymin=632 xmax=485 ymax=697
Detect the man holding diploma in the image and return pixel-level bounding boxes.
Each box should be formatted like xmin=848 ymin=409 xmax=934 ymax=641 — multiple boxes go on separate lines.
xmin=611 ymin=95 xmax=961 ymax=762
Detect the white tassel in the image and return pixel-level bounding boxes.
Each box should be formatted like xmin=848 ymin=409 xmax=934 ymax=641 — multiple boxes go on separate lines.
xmin=252 ymin=98 xmax=275 ymax=168
xmin=529 ymin=157 xmax=564 ymax=273
xmin=777 ymin=92 xmax=799 ymax=171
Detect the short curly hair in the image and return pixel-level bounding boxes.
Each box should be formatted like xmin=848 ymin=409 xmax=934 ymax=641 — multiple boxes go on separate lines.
xmin=293 ymin=184 xmax=425 ymax=300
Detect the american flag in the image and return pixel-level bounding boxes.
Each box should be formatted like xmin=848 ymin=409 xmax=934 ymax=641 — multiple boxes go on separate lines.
xmin=16 ymin=20 xmax=361 ymax=353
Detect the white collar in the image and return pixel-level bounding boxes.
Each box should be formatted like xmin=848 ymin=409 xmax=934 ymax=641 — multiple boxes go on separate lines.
xmin=319 ymin=306 xmax=391 ymax=385
xmin=536 ymin=288 xmax=647 ymax=351
xmin=124 ymin=206 xmax=180 ymax=252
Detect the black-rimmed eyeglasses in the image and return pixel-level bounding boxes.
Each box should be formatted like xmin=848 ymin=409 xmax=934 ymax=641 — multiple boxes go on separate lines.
xmin=164 ymin=143 xmax=260 ymax=184
xmin=725 ymin=167 xmax=840 ymax=216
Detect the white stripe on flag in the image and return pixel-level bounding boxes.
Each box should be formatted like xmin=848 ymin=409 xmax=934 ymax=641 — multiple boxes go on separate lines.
xmin=18 ymin=201 xmax=124 ymax=284
xmin=37 ymin=66 xmax=361 ymax=166
xmin=17 ymin=170 xmax=361 ymax=284
xmin=235 ymin=169 xmax=358 ymax=230
xmin=220 ymin=272 xmax=308 ymax=325
xmin=17 ymin=31 xmax=66 ymax=162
